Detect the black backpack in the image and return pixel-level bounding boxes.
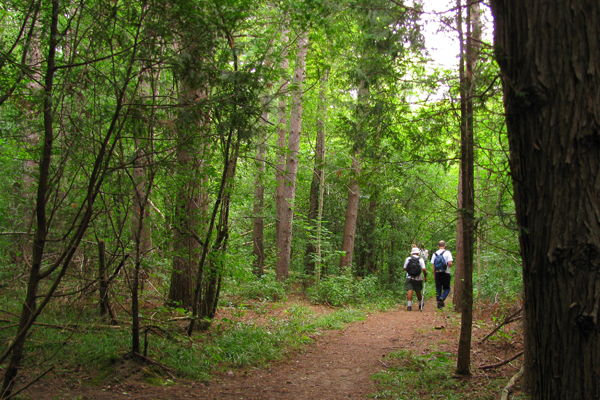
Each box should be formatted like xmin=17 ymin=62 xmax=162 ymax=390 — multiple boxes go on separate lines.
xmin=433 ymin=250 xmax=447 ymax=273
xmin=406 ymin=257 xmax=422 ymax=277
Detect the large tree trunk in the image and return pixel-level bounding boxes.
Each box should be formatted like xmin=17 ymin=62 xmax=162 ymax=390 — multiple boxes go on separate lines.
xmin=167 ymin=46 xmax=209 ymax=309
xmin=490 ymin=0 xmax=600 ymax=397
xmin=275 ymin=31 xmax=308 ymax=281
xmin=167 ymin=122 xmax=201 ymax=310
xmin=340 ymin=155 xmax=361 ymax=270
xmin=339 ymin=80 xmax=368 ymax=272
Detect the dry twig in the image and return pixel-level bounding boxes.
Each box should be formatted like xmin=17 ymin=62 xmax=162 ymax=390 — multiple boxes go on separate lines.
xmin=479 ymin=351 xmax=524 ymax=370
xmin=479 ymin=308 xmax=522 ymax=344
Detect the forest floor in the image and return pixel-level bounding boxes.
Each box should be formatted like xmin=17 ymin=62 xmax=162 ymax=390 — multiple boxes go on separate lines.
xmin=24 ymin=297 xmax=525 ymax=400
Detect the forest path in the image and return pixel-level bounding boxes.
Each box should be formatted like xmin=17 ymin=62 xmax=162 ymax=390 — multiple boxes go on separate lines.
xmin=193 ymin=304 xmax=444 ymax=400
xmin=33 ymin=302 xmax=449 ymax=399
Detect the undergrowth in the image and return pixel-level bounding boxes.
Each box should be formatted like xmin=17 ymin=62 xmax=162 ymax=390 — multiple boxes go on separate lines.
xmin=372 ymin=349 xmax=526 ymax=400
xmin=4 ymin=301 xmax=365 ymax=386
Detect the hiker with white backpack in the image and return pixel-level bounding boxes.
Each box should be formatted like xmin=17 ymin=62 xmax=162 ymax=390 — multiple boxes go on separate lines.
xmin=430 ymin=240 xmax=454 ymax=309
xmin=403 ymin=247 xmax=427 ymax=311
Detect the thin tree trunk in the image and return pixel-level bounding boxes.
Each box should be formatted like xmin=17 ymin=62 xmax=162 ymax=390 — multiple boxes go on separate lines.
xmin=275 ymin=30 xmax=289 ymax=281
xmin=253 ymin=106 xmax=268 ymax=277
xmin=1 ymin=3 xmax=59 ymax=394
xmin=98 ymin=240 xmax=117 ymax=324
xmin=1 ymin=1 xmax=138 ymax=391
xmin=305 ymin=69 xmax=328 ymax=275
xmin=456 ymin=0 xmax=479 ymax=376
xmin=453 ymin=0 xmax=466 ymax=311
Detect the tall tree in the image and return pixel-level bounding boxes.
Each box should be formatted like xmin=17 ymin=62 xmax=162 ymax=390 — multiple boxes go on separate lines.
xmin=490 ymin=0 xmax=600 ymax=397
xmin=456 ymin=0 xmax=481 ymax=375
xmin=305 ymin=68 xmax=329 ymax=275
xmin=252 ymin=99 xmax=269 ymax=277
xmin=275 ymin=30 xmax=309 ymax=281
xmin=340 ymin=154 xmax=362 ymax=270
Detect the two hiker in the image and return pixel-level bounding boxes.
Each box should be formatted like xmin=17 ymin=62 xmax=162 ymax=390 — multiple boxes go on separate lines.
xmin=404 ymin=240 xmax=453 ymax=310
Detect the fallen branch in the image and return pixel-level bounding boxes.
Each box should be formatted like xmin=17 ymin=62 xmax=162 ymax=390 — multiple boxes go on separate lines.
xmin=479 ymin=351 xmax=524 ymax=370
xmin=378 ymin=359 xmax=389 ymax=368
xmin=3 ymin=365 xmax=54 ymax=400
xmin=500 ymin=366 xmax=524 ymax=400
xmin=0 ymin=322 xmax=76 ymax=332
xmin=479 ymin=308 xmax=522 ymax=344
xmin=135 ymin=353 xmax=175 ymax=379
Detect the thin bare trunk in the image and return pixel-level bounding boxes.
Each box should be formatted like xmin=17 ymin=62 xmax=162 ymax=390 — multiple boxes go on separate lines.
xmin=306 ymin=69 xmax=328 ymax=275
xmin=275 ymin=30 xmax=289 ymax=281
xmin=253 ymin=102 xmax=268 ymax=277
xmin=456 ymin=0 xmax=479 ymax=376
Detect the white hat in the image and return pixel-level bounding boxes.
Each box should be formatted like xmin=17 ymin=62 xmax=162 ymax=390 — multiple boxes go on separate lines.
xmin=411 ymin=247 xmax=420 ymax=254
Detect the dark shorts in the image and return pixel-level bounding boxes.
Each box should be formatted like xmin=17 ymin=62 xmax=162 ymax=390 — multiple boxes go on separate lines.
xmin=405 ymin=279 xmax=424 ymax=292
xmin=435 ymin=272 xmax=451 ymax=290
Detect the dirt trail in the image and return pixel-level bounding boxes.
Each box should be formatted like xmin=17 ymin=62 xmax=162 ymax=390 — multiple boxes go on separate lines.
xmin=196 ymin=306 xmax=443 ymax=400
xmin=32 ymin=304 xmax=448 ymax=399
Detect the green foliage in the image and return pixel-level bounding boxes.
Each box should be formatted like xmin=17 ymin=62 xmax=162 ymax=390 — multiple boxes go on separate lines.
xmin=306 ymin=273 xmax=391 ymax=306
xmin=0 ymin=302 xmax=365 ymax=382
xmin=373 ymin=350 xmax=467 ymax=399
xmin=223 ymin=271 xmax=287 ymax=302
xmin=473 ymin=249 xmax=522 ymax=302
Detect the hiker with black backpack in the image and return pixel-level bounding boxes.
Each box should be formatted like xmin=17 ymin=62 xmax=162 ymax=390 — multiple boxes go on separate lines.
xmin=404 ymin=247 xmax=427 ymax=311
xmin=430 ymin=240 xmax=453 ymax=309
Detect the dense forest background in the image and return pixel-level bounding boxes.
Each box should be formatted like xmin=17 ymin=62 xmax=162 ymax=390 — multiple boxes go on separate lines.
xmin=0 ymin=0 xmax=524 ymax=396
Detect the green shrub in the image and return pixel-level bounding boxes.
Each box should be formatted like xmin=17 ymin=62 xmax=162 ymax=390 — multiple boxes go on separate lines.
xmin=306 ymin=273 xmax=388 ymax=306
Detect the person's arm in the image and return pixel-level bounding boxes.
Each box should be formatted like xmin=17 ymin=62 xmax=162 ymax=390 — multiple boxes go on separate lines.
xmin=421 ymin=259 xmax=427 ymax=282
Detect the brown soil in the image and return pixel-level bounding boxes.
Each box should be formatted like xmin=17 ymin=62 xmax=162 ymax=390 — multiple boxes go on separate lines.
xmin=24 ymin=300 xmax=524 ymax=400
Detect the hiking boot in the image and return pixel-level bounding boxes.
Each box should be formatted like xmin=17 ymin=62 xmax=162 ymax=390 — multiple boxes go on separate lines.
xmin=419 ymin=300 xmax=424 ymax=311
xmin=407 ymin=305 xmax=412 ymax=311
xmin=437 ymin=298 xmax=445 ymax=309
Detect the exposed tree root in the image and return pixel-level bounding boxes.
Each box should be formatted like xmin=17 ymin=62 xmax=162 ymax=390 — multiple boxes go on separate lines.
xmin=500 ymin=366 xmax=524 ymax=400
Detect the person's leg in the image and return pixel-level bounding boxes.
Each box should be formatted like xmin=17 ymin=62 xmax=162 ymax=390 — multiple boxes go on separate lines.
xmin=435 ymin=274 xmax=442 ymax=306
xmin=438 ymin=273 xmax=451 ymax=308
xmin=405 ymin=279 xmax=414 ymax=310
xmin=441 ymin=273 xmax=451 ymax=300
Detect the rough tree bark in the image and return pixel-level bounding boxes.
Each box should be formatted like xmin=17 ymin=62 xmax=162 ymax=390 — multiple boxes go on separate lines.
xmin=275 ymin=31 xmax=308 ymax=281
xmin=339 ymin=81 xmax=368 ymax=271
xmin=340 ymin=155 xmax=361 ymax=270
xmin=490 ymin=0 xmax=600 ymax=397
